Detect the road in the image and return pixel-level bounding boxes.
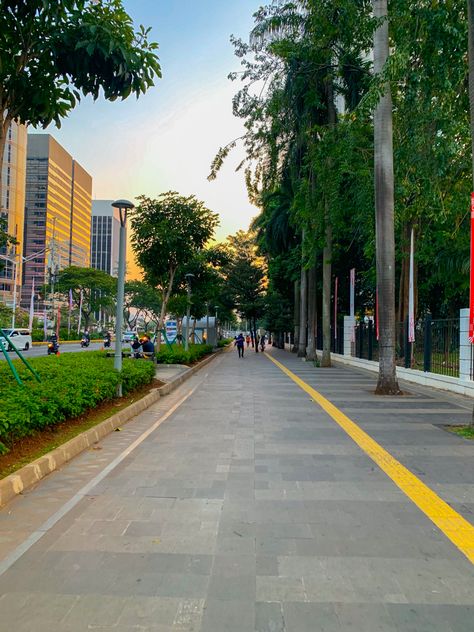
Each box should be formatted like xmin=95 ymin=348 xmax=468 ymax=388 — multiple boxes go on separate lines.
xmin=0 ymin=347 xmax=473 ymax=631
xmin=0 ymin=341 xmax=108 ymax=360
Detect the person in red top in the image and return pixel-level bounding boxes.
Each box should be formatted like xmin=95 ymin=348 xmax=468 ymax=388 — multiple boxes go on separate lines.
xmin=246 ymin=334 xmax=251 ymax=348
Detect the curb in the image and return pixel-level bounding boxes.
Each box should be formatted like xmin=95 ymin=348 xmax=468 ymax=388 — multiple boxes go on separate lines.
xmin=0 ymin=350 xmax=221 ymax=507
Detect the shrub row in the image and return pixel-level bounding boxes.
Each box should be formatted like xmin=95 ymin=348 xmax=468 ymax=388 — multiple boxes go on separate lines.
xmin=217 ymin=338 xmax=233 ymax=348
xmin=0 ymin=352 xmax=155 ymax=455
xmin=156 ymin=343 xmax=213 ymax=365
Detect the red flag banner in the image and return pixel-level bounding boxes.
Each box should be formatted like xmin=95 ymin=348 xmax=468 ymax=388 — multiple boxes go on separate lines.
xmin=470 ymin=193 xmax=474 ymax=343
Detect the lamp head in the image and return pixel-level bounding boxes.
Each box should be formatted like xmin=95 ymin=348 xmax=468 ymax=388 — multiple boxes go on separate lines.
xmin=112 ymin=199 xmax=134 ymax=227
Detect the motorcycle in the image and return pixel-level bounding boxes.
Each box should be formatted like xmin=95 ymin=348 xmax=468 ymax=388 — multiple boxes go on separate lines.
xmin=103 ymin=337 xmax=111 ymax=348
xmin=47 ymin=341 xmax=59 ymax=355
xmin=80 ymin=337 xmax=90 ymax=348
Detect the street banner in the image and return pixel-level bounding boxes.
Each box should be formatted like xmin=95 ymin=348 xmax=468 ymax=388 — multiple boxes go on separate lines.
xmin=43 ymin=307 xmax=47 ymax=339
xmin=77 ymin=289 xmax=83 ymax=335
xmin=350 ymin=268 xmax=355 ymax=317
xmin=28 ymin=278 xmax=35 ymax=332
xmin=165 ymin=320 xmax=178 ymax=343
xmin=350 ymin=269 xmax=355 ymax=343
xmin=68 ymin=288 xmax=73 ymax=335
xmin=408 ymin=228 xmax=415 ymax=342
xmin=56 ymin=306 xmax=61 ymax=339
xmin=334 ymin=277 xmax=338 ymax=339
xmin=470 ymin=193 xmax=474 ymax=343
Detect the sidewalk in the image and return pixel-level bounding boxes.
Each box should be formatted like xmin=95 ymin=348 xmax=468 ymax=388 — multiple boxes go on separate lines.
xmin=0 ymin=347 xmax=473 ymax=631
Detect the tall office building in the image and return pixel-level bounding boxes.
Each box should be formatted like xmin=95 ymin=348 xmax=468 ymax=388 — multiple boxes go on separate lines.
xmin=91 ymin=200 xmax=120 ymax=277
xmin=21 ymin=134 xmax=92 ymax=307
xmin=0 ymin=121 xmax=27 ymax=305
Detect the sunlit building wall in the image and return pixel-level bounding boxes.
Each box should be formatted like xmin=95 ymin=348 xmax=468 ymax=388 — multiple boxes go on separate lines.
xmin=21 ymin=134 xmax=92 ymax=308
xmin=0 ymin=121 xmax=27 ymax=306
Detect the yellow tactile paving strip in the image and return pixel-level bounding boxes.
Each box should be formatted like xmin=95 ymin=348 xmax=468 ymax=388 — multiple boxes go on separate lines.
xmin=266 ymin=353 xmax=474 ymax=565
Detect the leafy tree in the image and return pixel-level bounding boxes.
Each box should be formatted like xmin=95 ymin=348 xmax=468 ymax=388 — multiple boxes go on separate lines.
xmin=0 ymin=0 xmax=161 ymax=200
xmin=124 ymin=280 xmax=161 ymax=331
xmin=222 ymin=231 xmax=266 ymax=351
xmin=130 ymin=192 xmax=219 ymax=346
xmin=55 ymin=266 xmax=116 ymax=329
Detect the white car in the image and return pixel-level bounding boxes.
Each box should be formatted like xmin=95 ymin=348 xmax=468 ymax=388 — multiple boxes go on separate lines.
xmin=1 ymin=328 xmax=33 ymax=351
xmin=122 ymin=330 xmax=137 ymax=343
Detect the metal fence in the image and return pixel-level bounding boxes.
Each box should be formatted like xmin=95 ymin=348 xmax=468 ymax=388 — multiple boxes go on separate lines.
xmin=352 ymin=316 xmax=459 ymax=378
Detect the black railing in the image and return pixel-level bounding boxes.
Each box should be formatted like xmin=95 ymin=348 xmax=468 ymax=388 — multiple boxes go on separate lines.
xmin=352 ymin=316 xmax=459 ymax=378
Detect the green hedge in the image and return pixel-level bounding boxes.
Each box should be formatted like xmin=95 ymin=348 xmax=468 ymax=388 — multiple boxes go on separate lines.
xmin=156 ymin=344 xmax=213 ymax=365
xmin=0 ymin=352 xmax=155 ymax=455
xmin=217 ymin=338 xmax=233 ymax=348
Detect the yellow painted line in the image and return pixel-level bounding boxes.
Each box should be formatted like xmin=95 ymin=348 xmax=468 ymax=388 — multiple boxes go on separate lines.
xmin=266 ymin=353 xmax=474 ymax=565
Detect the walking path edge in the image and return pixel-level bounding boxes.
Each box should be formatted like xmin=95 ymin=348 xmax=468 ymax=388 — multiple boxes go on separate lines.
xmin=0 ymin=349 xmax=222 ymax=508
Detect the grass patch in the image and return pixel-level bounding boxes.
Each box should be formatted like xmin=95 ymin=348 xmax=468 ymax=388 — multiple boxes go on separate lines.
xmin=0 ymin=378 xmax=163 ymax=479
xmin=445 ymin=425 xmax=474 ymax=440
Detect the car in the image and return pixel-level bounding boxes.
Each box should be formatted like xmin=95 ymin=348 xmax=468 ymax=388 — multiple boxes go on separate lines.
xmin=122 ymin=330 xmax=137 ymax=343
xmin=1 ymin=328 xmax=33 ymax=351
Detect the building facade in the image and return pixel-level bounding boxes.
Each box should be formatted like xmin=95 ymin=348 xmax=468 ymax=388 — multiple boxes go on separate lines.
xmin=21 ymin=134 xmax=92 ymax=308
xmin=91 ymin=200 xmax=120 ymax=277
xmin=0 ymin=121 xmax=27 ymax=306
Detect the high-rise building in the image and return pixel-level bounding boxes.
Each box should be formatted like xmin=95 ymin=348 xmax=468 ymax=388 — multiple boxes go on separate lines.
xmin=21 ymin=134 xmax=92 ymax=308
xmin=91 ymin=200 xmax=121 ymax=277
xmin=0 ymin=121 xmax=27 ymax=306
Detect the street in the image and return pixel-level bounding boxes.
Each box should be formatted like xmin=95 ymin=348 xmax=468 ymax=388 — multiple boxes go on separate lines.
xmin=0 ymin=348 xmax=473 ymax=631
xmin=0 ymin=341 xmax=106 ymax=360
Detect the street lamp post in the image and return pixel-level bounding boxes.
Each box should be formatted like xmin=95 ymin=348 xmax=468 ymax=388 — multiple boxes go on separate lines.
xmin=214 ymin=305 xmax=219 ymax=343
xmin=184 ymin=273 xmax=195 ymax=352
xmin=112 ymin=199 xmax=134 ymax=396
xmin=205 ymin=301 xmax=210 ymax=345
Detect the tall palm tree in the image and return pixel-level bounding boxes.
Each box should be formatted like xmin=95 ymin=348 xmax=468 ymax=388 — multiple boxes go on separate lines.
xmin=373 ymin=0 xmax=400 ymax=394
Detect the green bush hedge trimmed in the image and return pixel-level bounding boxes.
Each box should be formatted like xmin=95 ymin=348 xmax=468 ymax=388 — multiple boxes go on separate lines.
xmin=217 ymin=338 xmax=233 ymax=348
xmin=156 ymin=343 xmax=213 ymax=365
xmin=0 ymin=352 xmax=155 ymax=455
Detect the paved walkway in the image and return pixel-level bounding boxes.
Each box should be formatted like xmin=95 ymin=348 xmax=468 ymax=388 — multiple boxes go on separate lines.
xmin=0 ymin=347 xmax=473 ymax=631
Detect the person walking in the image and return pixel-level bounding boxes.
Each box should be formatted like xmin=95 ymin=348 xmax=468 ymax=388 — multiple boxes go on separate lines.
xmin=246 ymin=334 xmax=251 ymax=348
xmin=235 ymin=332 xmax=245 ymax=358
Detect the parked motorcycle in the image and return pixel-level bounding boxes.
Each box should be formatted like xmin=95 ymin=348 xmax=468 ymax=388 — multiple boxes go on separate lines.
xmin=80 ymin=337 xmax=90 ymax=348
xmin=47 ymin=341 xmax=59 ymax=355
xmin=103 ymin=337 xmax=111 ymax=348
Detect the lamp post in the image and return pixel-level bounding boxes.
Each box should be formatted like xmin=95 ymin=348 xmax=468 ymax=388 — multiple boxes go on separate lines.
xmin=214 ymin=305 xmax=219 ymax=342
xmin=184 ymin=273 xmax=195 ymax=352
xmin=205 ymin=301 xmax=210 ymax=345
xmin=112 ymin=199 xmax=134 ymax=396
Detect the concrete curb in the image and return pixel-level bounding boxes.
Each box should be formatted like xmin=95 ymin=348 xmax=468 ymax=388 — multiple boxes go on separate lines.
xmin=0 ymin=350 xmax=221 ymax=507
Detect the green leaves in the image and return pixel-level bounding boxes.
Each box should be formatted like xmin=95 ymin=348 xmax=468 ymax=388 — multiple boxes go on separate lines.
xmin=0 ymin=0 xmax=161 ymax=127
xmin=0 ymin=351 xmax=155 ymax=453
xmin=130 ymin=192 xmax=219 ymax=293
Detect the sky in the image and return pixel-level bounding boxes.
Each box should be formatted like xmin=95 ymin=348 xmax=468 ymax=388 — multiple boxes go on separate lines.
xmin=33 ymin=0 xmax=262 ymax=276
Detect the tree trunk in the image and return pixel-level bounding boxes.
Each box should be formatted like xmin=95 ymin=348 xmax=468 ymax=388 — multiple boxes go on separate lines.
xmin=321 ymin=76 xmax=336 ymax=368
xmin=297 ymin=265 xmax=308 ymax=357
xmin=466 ymin=0 xmax=474 ymax=425
xmin=374 ymin=0 xmax=400 ymax=394
xmin=292 ymin=279 xmax=300 ymax=352
xmin=321 ymin=221 xmax=332 ymax=367
xmin=253 ymin=317 xmax=259 ymax=353
xmin=306 ymin=264 xmax=317 ymax=361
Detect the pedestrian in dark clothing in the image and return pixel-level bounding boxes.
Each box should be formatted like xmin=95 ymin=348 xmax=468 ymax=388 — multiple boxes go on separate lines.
xmin=235 ymin=333 xmax=245 ymax=358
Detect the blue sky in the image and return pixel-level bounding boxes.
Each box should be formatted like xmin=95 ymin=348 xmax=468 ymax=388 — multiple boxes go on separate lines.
xmin=37 ymin=0 xmax=261 ymax=244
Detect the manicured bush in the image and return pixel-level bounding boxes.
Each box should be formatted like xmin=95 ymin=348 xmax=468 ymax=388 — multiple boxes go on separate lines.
xmin=0 ymin=352 xmax=155 ymax=454
xmin=217 ymin=338 xmax=233 ymax=348
xmin=156 ymin=343 xmax=213 ymax=365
